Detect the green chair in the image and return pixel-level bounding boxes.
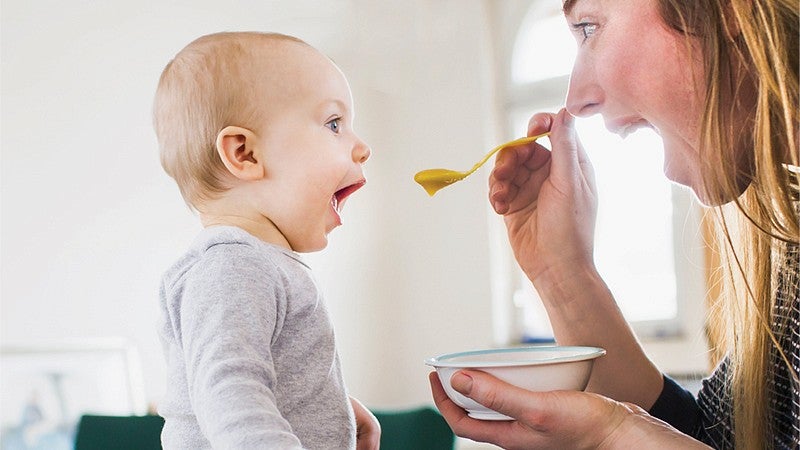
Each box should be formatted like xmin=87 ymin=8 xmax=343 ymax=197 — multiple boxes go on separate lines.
xmin=372 ymin=406 xmax=455 ymax=450
xmin=74 ymin=414 xmax=164 ymax=450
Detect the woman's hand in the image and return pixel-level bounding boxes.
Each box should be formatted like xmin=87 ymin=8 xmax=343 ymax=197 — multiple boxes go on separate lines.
xmin=430 ymin=371 xmax=710 ymax=450
xmin=489 ymin=108 xmax=597 ymax=283
xmin=488 ymin=109 xmax=665 ymax=406
xmin=350 ymin=396 xmax=381 ymax=450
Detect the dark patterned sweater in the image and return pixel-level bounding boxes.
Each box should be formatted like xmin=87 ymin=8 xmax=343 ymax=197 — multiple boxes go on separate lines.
xmin=650 ymin=235 xmax=799 ymax=449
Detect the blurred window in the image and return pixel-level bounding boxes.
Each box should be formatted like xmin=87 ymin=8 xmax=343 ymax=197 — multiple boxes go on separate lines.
xmin=493 ymin=1 xmax=705 ymax=349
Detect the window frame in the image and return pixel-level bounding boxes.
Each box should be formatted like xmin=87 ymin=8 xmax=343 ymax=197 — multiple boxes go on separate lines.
xmin=487 ymin=0 xmax=710 ymax=375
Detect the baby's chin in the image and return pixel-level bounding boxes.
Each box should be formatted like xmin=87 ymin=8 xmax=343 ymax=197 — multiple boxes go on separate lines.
xmin=289 ymin=235 xmax=329 ymax=253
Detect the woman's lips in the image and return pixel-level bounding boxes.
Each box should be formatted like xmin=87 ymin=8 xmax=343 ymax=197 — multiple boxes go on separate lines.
xmin=607 ymin=119 xmax=653 ymax=138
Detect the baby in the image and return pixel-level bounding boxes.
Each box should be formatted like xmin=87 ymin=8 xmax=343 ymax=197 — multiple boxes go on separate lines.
xmin=153 ymin=32 xmax=374 ymax=449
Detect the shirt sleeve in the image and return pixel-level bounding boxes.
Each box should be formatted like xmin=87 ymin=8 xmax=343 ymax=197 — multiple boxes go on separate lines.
xmin=179 ymin=243 xmax=304 ymax=449
xmin=648 ymin=374 xmax=701 ymax=436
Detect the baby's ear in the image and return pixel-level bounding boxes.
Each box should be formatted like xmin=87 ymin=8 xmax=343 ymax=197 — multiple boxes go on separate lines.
xmin=215 ymin=126 xmax=265 ymax=181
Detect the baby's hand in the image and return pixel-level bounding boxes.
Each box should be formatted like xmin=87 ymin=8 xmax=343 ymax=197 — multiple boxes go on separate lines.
xmin=350 ymin=396 xmax=380 ymax=450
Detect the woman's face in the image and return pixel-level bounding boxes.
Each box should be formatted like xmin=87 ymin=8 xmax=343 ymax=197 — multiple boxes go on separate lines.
xmin=563 ymin=0 xmax=709 ymax=200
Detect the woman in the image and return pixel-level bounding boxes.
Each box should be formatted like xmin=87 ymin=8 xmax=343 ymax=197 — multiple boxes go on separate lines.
xmin=430 ymin=0 xmax=798 ymax=448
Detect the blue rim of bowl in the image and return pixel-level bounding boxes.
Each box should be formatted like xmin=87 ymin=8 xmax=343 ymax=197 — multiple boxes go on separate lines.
xmin=424 ymin=346 xmax=606 ymax=368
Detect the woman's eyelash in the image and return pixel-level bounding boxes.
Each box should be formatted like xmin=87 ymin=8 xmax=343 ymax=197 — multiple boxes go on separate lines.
xmin=571 ymin=22 xmax=597 ymax=41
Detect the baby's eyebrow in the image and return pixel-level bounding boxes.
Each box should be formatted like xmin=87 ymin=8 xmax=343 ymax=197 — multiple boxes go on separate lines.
xmin=327 ymin=99 xmax=347 ymax=110
xmin=319 ymin=99 xmax=353 ymax=119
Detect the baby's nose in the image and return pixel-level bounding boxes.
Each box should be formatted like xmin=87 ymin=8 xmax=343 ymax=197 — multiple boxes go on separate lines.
xmin=353 ymin=140 xmax=371 ymax=164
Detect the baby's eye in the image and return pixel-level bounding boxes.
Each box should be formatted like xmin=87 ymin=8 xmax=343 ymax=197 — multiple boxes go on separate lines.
xmin=572 ymin=22 xmax=597 ymax=42
xmin=326 ymin=118 xmax=341 ymax=134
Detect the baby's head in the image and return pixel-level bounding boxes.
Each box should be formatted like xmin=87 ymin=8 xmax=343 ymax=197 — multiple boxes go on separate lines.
xmin=154 ymin=32 xmax=370 ymax=252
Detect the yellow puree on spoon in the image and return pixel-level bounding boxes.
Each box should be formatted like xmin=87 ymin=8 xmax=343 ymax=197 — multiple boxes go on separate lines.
xmin=414 ymin=132 xmax=550 ymax=196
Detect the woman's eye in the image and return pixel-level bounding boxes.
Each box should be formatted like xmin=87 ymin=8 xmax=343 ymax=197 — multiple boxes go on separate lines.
xmin=326 ymin=118 xmax=340 ymax=134
xmin=572 ymin=22 xmax=597 ymax=41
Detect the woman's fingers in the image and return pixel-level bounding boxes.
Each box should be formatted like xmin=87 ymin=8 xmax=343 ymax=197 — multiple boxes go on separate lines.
xmin=429 ymin=372 xmax=469 ymax=422
xmin=429 ymin=372 xmax=518 ymax=445
xmin=489 ymin=142 xmax=552 ymax=215
xmin=489 ymin=147 xmax=525 ymax=214
xmin=432 ymin=369 xmax=710 ymax=450
xmin=548 ymin=109 xmax=577 ymax=158
xmin=547 ymin=108 xmax=594 ymax=191
xmin=489 ymin=111 xmax=558 ymax=215
xmin=450 ymin=370 xmax=545 ymax=426
xmin=527 ymin=112 xmax=556 ymax=140
xmin=448 ymin=370 xmax=616 ymax=449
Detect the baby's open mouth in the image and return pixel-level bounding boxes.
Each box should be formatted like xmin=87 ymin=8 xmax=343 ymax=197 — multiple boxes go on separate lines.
xmin=331 ymin=180 xmax=366 ymax=213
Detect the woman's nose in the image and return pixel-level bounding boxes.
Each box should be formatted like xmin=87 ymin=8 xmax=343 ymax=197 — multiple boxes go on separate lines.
xmin=565 ymin=56 xmax=602 ymax=118
xmin=353 ymin=138 xmax=371 ymax=164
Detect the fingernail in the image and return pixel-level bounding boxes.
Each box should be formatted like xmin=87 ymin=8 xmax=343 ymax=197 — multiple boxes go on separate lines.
xmin=451 ymin=372 xmax=473 ymax=395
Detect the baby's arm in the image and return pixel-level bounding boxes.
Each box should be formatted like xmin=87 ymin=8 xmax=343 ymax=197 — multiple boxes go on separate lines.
xmin=350 ymin=396 xmax=380 ymax=450
xmin=179 ymin=246 xmax=302 ymax=448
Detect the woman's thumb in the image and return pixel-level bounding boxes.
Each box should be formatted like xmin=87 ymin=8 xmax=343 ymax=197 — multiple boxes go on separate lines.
xmin=452 ymin=370 xmax=543 ymax=420
xmin=548 ymin=108 xmax=582 ymax=179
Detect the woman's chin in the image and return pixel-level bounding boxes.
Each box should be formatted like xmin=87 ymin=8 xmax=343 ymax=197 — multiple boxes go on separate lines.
xmin=688 ymin=182 xmax=748 ymax=208
xmin=691 ymin=189 xmax=718 ymax=207
xmin=663 ymin=164 xmax=721 ymax=206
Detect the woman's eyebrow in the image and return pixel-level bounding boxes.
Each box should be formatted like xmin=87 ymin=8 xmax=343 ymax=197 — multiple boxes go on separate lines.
xmin=562 ymin=0 xmax=581 ymax=15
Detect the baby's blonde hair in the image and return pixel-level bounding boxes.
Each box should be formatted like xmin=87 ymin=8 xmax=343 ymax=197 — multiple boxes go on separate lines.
xmin=153 ymin=32 xmax=308 ymax=209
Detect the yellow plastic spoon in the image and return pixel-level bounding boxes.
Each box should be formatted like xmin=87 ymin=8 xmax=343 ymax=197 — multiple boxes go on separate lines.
xmin=414 ymin=132 xmax=550 ymax=196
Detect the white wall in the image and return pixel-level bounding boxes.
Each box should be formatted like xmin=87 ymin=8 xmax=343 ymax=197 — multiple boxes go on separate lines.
xmin=1 ymin=0 xmax=502 ymax=413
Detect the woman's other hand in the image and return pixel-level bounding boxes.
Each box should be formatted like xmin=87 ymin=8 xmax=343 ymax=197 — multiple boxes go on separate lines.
xmin=489 ymin=108 xmax=597 ymax=283
xmin=430 ymin=371 xmax=710 ymax=450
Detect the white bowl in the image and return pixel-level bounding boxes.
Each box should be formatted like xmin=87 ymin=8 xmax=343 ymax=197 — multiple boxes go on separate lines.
xmin=426 ymin=346 xmax=606 ymax=420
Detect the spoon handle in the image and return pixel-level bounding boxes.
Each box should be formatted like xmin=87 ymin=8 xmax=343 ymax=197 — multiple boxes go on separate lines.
xmin=467 ymin=132 xmax=550 ymax=175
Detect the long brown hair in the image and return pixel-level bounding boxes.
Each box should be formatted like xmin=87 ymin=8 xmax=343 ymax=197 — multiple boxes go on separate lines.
xmin=659 ymin=1 xmax=799 ymax=448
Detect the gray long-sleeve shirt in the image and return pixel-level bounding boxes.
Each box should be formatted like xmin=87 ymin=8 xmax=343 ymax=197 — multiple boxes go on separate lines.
xmin=157 ymin=226 xmax=355 ymax=449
